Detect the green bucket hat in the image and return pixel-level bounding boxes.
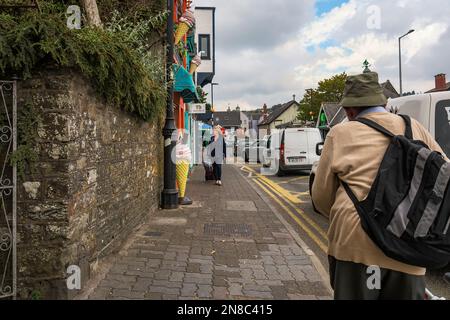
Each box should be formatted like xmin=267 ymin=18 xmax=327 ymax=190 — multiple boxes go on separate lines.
xmin=340 ymin=72 xmax=387 ymax=108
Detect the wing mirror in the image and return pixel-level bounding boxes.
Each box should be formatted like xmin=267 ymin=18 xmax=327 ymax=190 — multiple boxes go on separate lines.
xmin=316 ymin=142 xmax=324 ymax=156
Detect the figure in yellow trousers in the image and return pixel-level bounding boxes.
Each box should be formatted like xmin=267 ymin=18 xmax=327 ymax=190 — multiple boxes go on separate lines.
xmin=176 ymin=132 xmax=193 ymax=206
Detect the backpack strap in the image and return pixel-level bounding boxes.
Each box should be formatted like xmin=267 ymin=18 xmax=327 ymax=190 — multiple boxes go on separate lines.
xmin=357 ymin=118 xmax=395 ymax=138
xmin=398 ymin=114 xmax=413 ymax=140
xmin=340 ymin=180 xmax=361 ymax=206
xmin=357 ymin=114 xmax=413 ymax=139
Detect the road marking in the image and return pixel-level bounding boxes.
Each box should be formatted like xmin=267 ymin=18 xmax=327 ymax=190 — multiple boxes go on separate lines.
xmin=280 ymin=176 xmax=309 ymax=184
xmin=253 ymin=179 xmax=328 ymax=253
xmin=242 ymin=166 xmax=303 ymax=204
xmin=242 ymin=165 xmax=328 ymax=240
xmin=256 ymin=177 xmax=328 ymax=240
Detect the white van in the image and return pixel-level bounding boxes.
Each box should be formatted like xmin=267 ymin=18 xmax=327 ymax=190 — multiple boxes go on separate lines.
xmin=386 ymin=92 xmax=450 ymax=157
xmin=263 ymin=128 xmax=323 ymax=176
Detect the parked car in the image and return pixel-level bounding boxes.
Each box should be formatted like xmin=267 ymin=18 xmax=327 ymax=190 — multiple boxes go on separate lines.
xmin=263 ymin=128 xmax=323 ymax=176
xmin=243 ymin=139 xmax=266 ymax=163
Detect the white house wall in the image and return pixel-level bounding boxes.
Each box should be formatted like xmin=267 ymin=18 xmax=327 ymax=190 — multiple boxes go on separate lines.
xmin=269 ymin=105 xmax=299 ymax=130
xmin=195 ymin=8 xmax=214 ymax=74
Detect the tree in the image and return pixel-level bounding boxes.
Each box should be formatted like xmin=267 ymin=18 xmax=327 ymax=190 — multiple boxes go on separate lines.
xmin=81 ymin=0 xmax=102 ymax=27
xmin=297 ymin=72 xmax=347 ymax=122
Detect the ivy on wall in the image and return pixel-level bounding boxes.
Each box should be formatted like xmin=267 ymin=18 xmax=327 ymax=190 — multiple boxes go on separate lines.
xmin=9 ymin=102 xmax=42 ymax=180
xmin=0 ymin=1 xmax=168 ymax=122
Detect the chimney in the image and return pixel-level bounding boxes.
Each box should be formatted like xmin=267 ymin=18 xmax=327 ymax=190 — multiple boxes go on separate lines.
xmin=435 ymin=74 xmax=447 ymax=91
xmin=293 ymin=94 xmax=296 ymax=102
xmin=262 ymin=104 xmax=268 ymax=121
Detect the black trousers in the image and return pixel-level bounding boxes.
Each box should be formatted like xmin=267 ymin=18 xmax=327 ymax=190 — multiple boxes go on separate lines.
xmin=329 ymin=256 xmax=425 ymax=300
xmin=213 ymin=163 xmax=222 ymax=181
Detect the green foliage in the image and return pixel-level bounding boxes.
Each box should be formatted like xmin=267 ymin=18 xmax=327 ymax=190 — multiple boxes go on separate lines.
xmin=0 ymin=2 xmax=167 ymax=122
xmin=196 ymin=87 xmax=212 ymax=111
xmin=97 ymin=0 xmax=166 ymax=23
xmin=298 ymin=72 xmax=347 ymax=122
xmin=31 ymin=290 xmax=42 ymax=300
xmin=8 ymin=102 xmax=41 ymax=180
xmin=197 ymin=86 xmax=208 ymax=104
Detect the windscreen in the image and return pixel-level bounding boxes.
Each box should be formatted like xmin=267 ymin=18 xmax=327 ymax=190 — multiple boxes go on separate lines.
xmin=435 ymin=100 xmax=450 ymax=157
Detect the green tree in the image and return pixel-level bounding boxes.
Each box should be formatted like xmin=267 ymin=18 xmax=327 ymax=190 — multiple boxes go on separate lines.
xmin=297 ymin=72 xmax=347 ymax=122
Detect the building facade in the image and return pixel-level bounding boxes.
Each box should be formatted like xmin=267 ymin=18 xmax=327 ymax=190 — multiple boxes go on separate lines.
xmin=195 ymin=7 xmax=216 ymax=88
xmin=258 ymin=99 xmax=300 ymax=135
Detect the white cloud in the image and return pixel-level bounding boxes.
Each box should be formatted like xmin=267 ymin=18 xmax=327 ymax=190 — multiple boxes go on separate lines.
xmin=299 ymin=0 xmax=358 ymax=47
xmin=195 ymin=0 xmax=450 ymax=110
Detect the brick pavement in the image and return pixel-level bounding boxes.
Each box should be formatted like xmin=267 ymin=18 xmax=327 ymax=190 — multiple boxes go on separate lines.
xmin=84 ymin=165 xmax=332 ymax=300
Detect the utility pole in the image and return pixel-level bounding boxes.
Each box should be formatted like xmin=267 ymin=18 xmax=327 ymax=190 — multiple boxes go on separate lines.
xmin=211 ymin=83 xmax=219 ymax=127
xmin=399 ymin=29 xmax=415 ymax=96
xmin=161 ymin=0 xmax=179 ymax=209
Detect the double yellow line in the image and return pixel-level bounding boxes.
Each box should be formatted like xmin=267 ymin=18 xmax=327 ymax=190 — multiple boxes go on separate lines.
xmin=242 ymin=166 xmax=328 ymax=253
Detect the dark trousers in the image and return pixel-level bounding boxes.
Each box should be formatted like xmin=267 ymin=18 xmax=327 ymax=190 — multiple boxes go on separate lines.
xmin=213 ymin=163 xmax=222 ymax=181
xmin=329 ymin=256 xmax=425 ymax=300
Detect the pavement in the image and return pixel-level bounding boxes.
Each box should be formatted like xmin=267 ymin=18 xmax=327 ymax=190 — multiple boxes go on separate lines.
xmin=79 ymin=164 xmax=332 ymax=300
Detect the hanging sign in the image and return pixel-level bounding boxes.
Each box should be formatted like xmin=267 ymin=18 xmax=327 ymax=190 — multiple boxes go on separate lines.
xmin=188 ymin=103 xmax=206 ymax=114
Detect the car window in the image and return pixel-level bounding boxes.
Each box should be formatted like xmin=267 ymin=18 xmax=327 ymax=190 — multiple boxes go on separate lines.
xmin=267 ymin=136 xmax=271 ymax=149
xmin=435 ymin=100 xmax=450 ymax=157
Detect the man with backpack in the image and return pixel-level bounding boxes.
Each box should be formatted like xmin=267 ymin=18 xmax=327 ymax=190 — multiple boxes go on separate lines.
xmin=312 ymin=71 xmax=450 ymax=300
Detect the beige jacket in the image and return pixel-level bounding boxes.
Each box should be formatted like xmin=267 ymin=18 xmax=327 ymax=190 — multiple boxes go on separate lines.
xmin=312 ymin=112 xmax=447 ymax=276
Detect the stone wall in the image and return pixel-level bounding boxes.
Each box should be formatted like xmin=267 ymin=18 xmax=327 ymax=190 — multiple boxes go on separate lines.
xmin=15 ymin=67 xmax=163 ymax=299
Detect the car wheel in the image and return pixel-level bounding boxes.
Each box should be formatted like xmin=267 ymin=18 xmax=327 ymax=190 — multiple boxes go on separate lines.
xmin=276 ymin=167 xmax=285 ymax=177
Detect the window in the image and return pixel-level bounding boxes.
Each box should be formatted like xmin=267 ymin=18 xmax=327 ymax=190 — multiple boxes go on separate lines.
xmin=435 ymin=100 xmax=450 ymax=157
xmin=199 ymin=34 xmax=211 ymax=60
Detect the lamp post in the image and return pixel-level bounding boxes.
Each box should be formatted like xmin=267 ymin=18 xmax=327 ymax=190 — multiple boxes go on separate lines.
xmin=211 ymin=82 xmax=219 ymax=126
xmin=399 ymin=29 xmax=415 ymax=96
xmin=161 ymin=0 xmax=179 ymax=209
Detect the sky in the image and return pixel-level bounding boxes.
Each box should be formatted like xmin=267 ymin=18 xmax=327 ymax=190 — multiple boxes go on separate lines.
xmin=194 ymin=0 xmax=450 ymax=111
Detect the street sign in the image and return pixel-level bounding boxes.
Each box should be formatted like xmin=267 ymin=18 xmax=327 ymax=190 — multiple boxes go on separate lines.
xmin=188 ymin=103 xmax=206 ymax=114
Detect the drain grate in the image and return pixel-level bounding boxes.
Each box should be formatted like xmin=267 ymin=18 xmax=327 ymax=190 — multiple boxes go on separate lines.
xmin=204 ymin=223 xmax=252 ymax=237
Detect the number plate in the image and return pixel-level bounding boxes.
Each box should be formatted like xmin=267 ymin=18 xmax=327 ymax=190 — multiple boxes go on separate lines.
xmin=288 ymin=157 xmax=306 ymax=163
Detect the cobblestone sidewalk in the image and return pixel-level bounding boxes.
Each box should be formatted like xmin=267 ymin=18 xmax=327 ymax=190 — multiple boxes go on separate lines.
xmin=82 ymin=165 xmax=332 ymax=300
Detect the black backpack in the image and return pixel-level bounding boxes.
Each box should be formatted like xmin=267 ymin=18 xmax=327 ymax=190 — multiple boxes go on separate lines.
xmin=341 ymin=115 xmax=450 ymax=269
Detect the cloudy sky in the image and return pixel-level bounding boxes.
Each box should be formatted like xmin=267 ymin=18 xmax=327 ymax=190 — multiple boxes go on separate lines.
xmin=194 ymin=0 xmax=450 ymax=111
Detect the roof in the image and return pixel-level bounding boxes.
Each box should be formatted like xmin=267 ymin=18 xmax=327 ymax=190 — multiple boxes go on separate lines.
xmin=195 ymin=111 xmax=213 ymax=123
xmin=426 ymin=82 xmax=450 ymax=93
xmin=213 ymin=111 xmax=242 ymax=128
xmin=259 ymin=100 xmax=299 ymax=126
xmin=329 ymin=107 xmax=347 ymax=127
xmin=381 ymin=80 xmax=400 ymax=99
xmin=317 ymin=102 xmax=347 ymax=128
xmin=322 ymin=102 xmax=341 ymax=123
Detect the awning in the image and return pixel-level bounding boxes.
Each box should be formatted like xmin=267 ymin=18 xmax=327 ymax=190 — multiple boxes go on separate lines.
xmin=173 ymin=64 xmax=200 ymax=103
